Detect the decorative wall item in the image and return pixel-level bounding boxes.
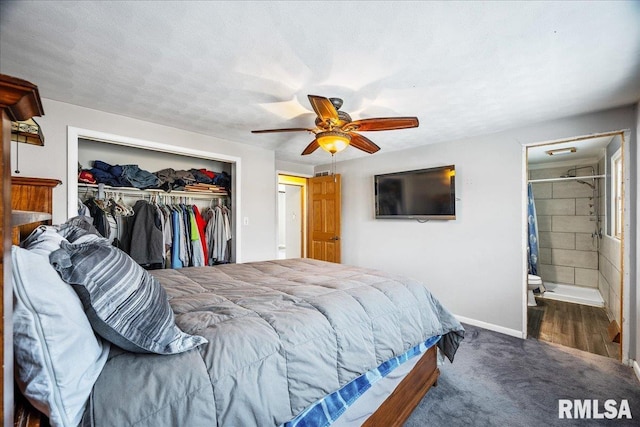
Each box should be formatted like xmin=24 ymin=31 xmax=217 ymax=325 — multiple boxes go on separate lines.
xmin=11 ymin=118 xmax=44 ymax=146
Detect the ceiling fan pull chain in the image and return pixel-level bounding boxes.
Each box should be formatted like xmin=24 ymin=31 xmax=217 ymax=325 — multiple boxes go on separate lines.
xmin=332 ymin=153 xmax=336 ymax=177
xmin=14 ymin=140 xmax=20 ymax=174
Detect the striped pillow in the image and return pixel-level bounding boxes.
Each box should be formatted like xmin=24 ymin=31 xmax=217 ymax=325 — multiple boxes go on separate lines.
xmin=50 ymin=235 xmax=207 ymax=354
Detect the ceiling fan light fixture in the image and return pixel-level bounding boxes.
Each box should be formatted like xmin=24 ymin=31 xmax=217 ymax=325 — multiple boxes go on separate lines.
xmin=316 ymin=130 xmax=351 ymax=155
xmin=252 ymin=95 xmax=418 ymax=156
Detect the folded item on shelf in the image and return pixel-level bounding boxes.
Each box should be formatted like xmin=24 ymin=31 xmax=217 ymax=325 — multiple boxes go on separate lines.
xmin=213 ymin=171 xmax=231 ymax=189
xmin=154 ymin=168 xmax=197 ymax=191
xmin=78 ymin=170 xmax=97 ymax=184
xmin=89 ymin=160 xmax=131 ymax=187
xmin=184 ymin=184 xmax=228 ymax=195
xmin=121 ymin=165 xmax=162 ymax=189
xmin=190 ymin=169 xmax=215 ymax=185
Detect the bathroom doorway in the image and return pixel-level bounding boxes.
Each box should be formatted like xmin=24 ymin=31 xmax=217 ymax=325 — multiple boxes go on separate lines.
xmin=525 ymin=131 xmax=627 ymax=361
xmin=277 ymin=174 xmax=308 ymax=259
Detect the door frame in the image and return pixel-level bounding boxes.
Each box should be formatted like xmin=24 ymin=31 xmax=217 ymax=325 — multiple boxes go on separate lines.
xmin=276 ymin=172 xmax=310 ymax=258
xmin=521 ymin=129 xmax=632 ymax=363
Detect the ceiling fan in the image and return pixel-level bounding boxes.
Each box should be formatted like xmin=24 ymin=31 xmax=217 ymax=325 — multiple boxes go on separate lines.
xmin=251 ymin=95 xmax=419 ymax=156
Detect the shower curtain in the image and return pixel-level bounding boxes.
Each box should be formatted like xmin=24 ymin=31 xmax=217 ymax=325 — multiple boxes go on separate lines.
xmin=527 ymin=183 xmax=539 ymax=275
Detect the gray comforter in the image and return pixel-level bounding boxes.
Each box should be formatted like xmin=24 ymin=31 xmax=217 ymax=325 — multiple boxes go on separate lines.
xmin=83 ymin=259 xmax=464 ymax=426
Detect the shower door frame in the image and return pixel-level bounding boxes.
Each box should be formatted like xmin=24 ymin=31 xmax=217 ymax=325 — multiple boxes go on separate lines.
xmin=522 ymin=129 xmax=631 ymax=363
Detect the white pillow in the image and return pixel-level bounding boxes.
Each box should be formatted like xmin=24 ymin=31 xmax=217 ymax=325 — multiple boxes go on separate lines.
xmin=12 ymin=246 xmax=110 ymax=427
xmin=20 ymin=225 xmax=67 ymax=257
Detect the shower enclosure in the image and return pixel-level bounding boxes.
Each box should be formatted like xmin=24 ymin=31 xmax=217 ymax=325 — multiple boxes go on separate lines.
xmin=527 ymin=164 xmax=605 ymax=307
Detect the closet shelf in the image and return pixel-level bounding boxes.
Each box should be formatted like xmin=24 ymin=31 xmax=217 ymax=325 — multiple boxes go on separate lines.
xmin=78 ymin=183 xmax=228 ymax=200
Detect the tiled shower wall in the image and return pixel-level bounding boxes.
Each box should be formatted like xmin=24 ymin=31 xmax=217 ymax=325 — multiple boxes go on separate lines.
xmin=599 ymin=235 xmax=622 ymax=325
xmin=597 ymin=156 xmax=622 ymax=326
xmin=530 ymin=164 xmax=600 ymax=288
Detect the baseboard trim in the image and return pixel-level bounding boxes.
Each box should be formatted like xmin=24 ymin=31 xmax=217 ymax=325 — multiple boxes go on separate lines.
xmin=455 ymin=315 xmax=525 ymax=339
xmin=633 ymin=360 xmax=640 ymax=383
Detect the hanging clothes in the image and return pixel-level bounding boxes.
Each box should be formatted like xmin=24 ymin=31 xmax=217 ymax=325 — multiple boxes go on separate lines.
xmin=158 ymin=204 xmax=173 ymax=268
xmin=179 ymin=204 xmax=190 ymax=267
xmin=203 ymin=204 xmax=232 ymax=265
xmin=219 ymin=206 xmax=232 ymax=263
xmin=78 ymin=200 xmax=91 ymax=217
xmin=82 ymin=197 xmax=111 ymax=239
xmin=192 ymin=205 xmax=208 ymax=263
xmin=78 ymin=186 xmax=230 ymax=269
xmin=188 ymin=206 xmax=205 ymax=267
xmin=129 ymin=200 xmax=164 ymax=267
xmin=171 ymin=208 xmax=183 ymax=269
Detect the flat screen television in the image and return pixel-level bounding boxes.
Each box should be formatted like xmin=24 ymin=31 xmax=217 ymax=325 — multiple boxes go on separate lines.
xmin=374 ymin=165 xmax=456 ymax=220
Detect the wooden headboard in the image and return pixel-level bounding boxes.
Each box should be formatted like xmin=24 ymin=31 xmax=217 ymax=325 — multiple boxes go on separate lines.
xmin=11 ymin=177 xmax=61 ymax=244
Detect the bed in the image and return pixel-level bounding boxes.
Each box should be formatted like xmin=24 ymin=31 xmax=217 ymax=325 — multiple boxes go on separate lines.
xmin=12 ymin=223 xmax=464 ymax=427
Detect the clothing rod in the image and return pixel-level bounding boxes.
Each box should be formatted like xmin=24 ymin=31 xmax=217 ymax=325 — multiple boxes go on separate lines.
xmin=78 ymin=183 xmax=228 ymax=200
xmin=527 ymin=175 xmax=605 ymax=184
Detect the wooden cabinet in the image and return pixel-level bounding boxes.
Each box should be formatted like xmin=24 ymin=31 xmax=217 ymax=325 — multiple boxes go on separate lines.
xmin=11 ymin=177 xmax=61 ymax=244
xmin=0 ymin=74 xmax=44 ymax=427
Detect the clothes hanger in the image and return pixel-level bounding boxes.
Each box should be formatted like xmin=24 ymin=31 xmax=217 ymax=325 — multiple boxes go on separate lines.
xmin=116 ymin=192 xmax=135 ymax=216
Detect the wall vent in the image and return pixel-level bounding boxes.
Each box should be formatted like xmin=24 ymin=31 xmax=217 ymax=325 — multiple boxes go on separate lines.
xmin=315 ymin=170 xmax=330 ymax=177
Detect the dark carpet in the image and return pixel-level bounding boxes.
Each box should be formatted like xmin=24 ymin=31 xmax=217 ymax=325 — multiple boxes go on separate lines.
xmin=405 ymin=324 xmax=640 ymax=426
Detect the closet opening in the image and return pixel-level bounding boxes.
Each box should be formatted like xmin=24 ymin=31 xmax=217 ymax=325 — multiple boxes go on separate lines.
xmin=524 ymin=130 xmax=630 ymax=363
xmin=67 ymin=127 xmax=242 ymax=263
xmin=277 ymin=174 xmax=308 ymax=259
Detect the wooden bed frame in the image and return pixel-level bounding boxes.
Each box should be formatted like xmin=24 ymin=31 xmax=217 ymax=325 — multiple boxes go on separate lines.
xmin=364 ymin=345 xmax=440 ymax=426
xmin=14 ymin=345 xmax=439 ymax=427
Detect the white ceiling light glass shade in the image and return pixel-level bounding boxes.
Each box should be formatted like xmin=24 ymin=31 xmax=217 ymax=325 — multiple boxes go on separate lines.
xmin=316 ymin=130 xmax=351 ymax=155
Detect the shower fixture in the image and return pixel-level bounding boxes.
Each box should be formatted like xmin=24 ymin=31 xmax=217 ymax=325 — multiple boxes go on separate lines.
xmin=560 ymin=166 xmax=597 ymax=188
xmin=576 ymin=179 xmax=595 ymax=189
xmin=560 ymin=165 xmax=595 ymax=178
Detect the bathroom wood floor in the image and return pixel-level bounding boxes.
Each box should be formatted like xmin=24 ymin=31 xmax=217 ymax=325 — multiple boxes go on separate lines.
xmin=527 ymin=297 xmax=620 ymax=360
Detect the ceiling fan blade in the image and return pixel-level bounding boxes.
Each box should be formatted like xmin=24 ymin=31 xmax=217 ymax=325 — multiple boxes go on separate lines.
xmin=344 ymin=117 xmax=419 ymax=132
xmin=251 ymin=127 xmax=312 ymax=134
xmin=301 ymin=139 xmax=320 ymax=155
xmin=308 ymin=95 xmax=339 ymax=122
xmin=348 ymin=133 xmax=380 ymax=154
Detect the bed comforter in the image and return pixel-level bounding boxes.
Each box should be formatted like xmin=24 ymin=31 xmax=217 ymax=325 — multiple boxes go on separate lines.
xmin=82 ymin=258 xmax=464 ymax=427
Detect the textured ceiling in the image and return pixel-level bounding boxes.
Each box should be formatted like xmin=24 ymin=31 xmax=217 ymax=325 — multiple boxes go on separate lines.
xmin=1 ymin=1 xmax=639 ymax=165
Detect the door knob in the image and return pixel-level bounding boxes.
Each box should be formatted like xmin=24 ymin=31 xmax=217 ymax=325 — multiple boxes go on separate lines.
xmin=329 ymin=236 xmax=340 ymax=241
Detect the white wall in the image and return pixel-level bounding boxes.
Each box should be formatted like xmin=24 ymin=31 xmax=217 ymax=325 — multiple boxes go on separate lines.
xmin=319 ymin=105 xmax=637 ymax=336
xmin=320 ymin=134 xmax=524 ymax=332
xmin=11 ymin=99 xmax=278 ymax=262
xmin=276 ymin=160 xmax=314 ymax=177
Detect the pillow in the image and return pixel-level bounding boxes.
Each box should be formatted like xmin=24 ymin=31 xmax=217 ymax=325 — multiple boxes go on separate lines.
xmin=49 ymin=237 xmax=207 ymax=354
xmin=56 ymin=216 xmax=102 ymax=242
xmin=20 ymin=225 xmax=68 ymax=256
xmin=12 ymin=246 xmax=110 ymax=427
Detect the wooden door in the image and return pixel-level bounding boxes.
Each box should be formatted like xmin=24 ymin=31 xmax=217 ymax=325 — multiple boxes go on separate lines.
xmin=307 ymin=174 xmax=341 ymax=263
